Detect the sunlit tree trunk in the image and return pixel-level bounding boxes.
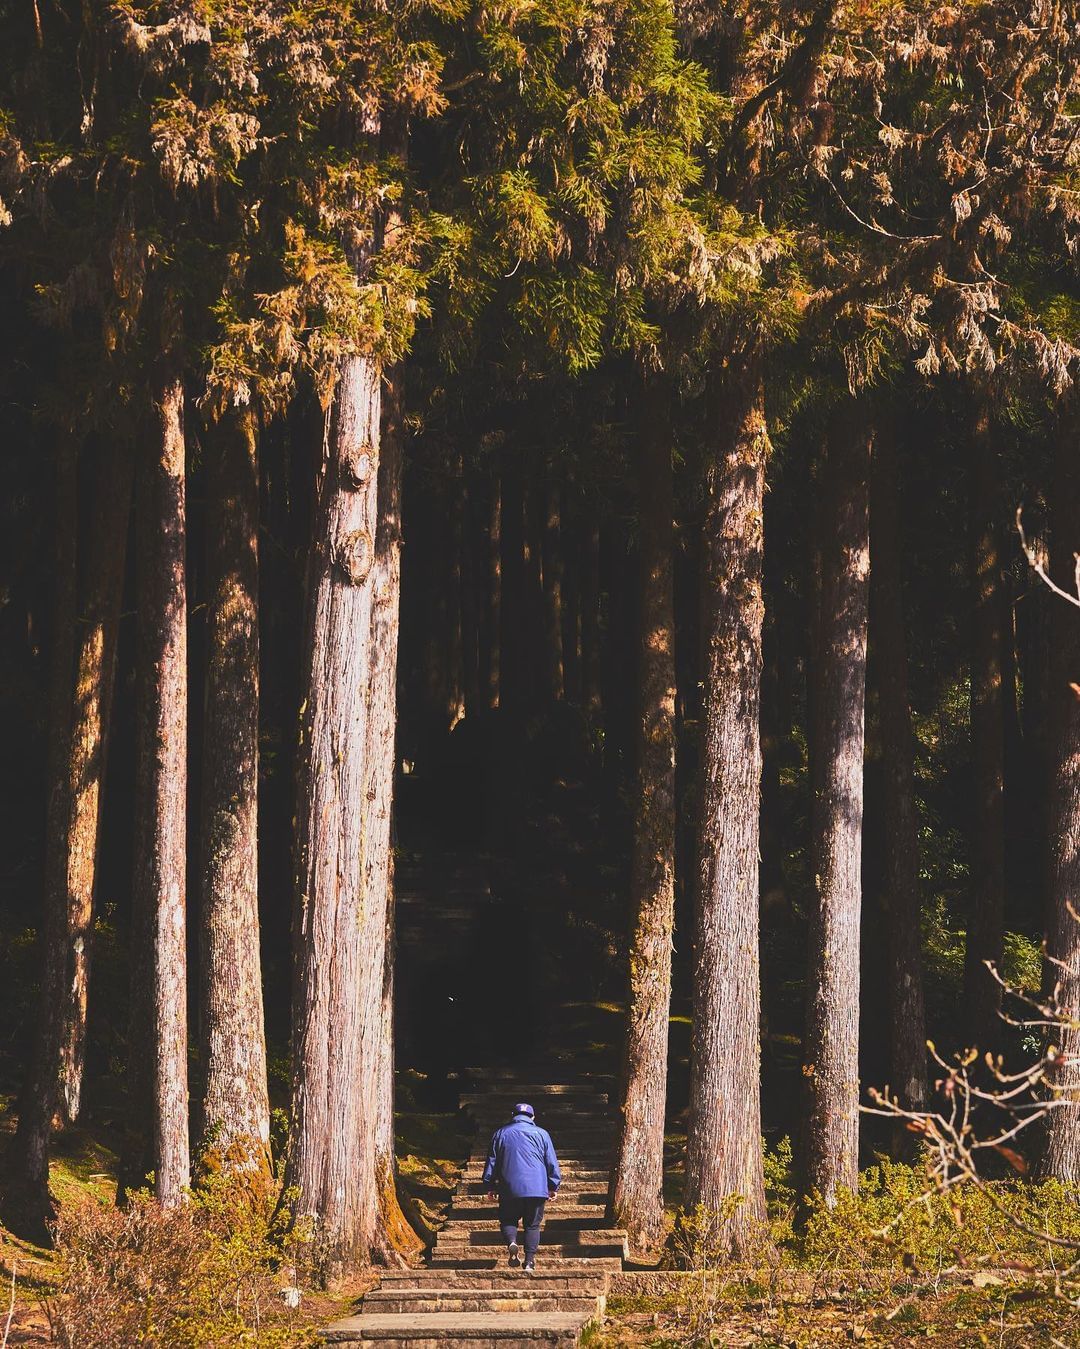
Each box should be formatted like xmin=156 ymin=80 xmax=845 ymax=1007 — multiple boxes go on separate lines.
xmin=964 ymin=403 xmax=1006 ymax=1053
xmin=802 ymin=405 xmax=870 ymax=1206
xmin=13 ymin=438 xmax=77 ymax=1221
xmin=1040 ymin=420 xmax=1080 ymax=1183
xmin=368 ymin=369 xmax=422 ymax=1259
xmin=685 ymin=357 xmax=767 ymax=1253
xmin=287 ymin=350 xmax=386 ymax=1273
xmin=610 ymin=381 xmax=676 ymax=1256
xmin=56 ymin=441 xmax=133 ymax=1129
xmin=870 ymin=422 xmax=927 ymax=1115
xmin=132 ymin=344 xmax=190 ymax=1209
xmin=198 ymin=409 xmax=269 ymax=1168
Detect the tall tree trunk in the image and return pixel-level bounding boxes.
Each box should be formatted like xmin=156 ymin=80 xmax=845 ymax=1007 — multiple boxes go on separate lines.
xmin=524 ymin=476 xmax=549 ymax=707
xmin=580 ymin=516 xmax=602 ymax=719
xmin=684 ymin=358 xmax=767 ymax=1252
xmin=198 ymin=409 xmax=269 ymax=1168
xmin=461 ymin=458 xmax=482 ymax=720
xmin=286 ymin=351 xmax=384 ymax=1273
xmin=610 ymin=383 xmax=676 ymax=1256
xmin=13 ymin=439 xmax=77 ymax=1222
xmin=480 ymin=471 xmax=501 ymax=708
xmin=561 ymin=490 xmax=582 ymax=706
xmin=368 ymin=371 xmax=422 ymax=1259
xmin=133 ymin=349 xmax=190 ymax=1209
xmin=870 ymin=422 xmax=927 ymax=1116
xmin=964 ymin=404 xmax=1006 ymax=1052
xmin=1039 ymin=423 xmax=1080 ymax=1182
xmin=802 ymin=406 xmax=871 ymax=1205
xmin=499 ymin=451 xmax=525 ymax=719
xmin=542 ymin=479 xmax=564 ymax=700
xmin=57 ymin=440 xmax=133 ymax=1128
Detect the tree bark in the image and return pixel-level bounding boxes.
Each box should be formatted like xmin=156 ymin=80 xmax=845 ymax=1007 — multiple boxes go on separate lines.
xmin=286 ymin=351 xmax=384 ymax=1273
xmin=368 ymin=371 xmax=422 ymax=1259
xmin=684 ymin=358 xmax=767 ymax=1253
xmin=13 ymin=438 xmax=77 ymax=1220
xmin=525 ymin=476 xmax=550 ymax=707
xmin=461 ymin=458 xmax=482 ymax=720
xmin=542 ymin=479 xmax=564 ymax=700
xmin=580 ymin=516 xmax=602 ymax=719
xmin=561 ymin=490 xmax=582 ymax=706
xmin=870 ymin=422 xmax=928 ymax=1115
xmin=610 ymin=383 xmax=676 ymax=1256
xmin=802 ymin=405 xmax=871 ymax=1206
xmin=132 ymin=348 xmax=190 ymax=1209
xmin=56 ymin=440 xmax=133 ymax=1128
xmin=198 ymin=409 xmax=270 ymax=1169
xmin=500 ymin=451 xmax=526 ymax=719
xmin=963 ymin=404 xmax=1006 ymax=1053
xmin=1039 ymin=421 xmax=1080 ymax=1183
xmin=480 ymin=471 xmax=501 ymax=708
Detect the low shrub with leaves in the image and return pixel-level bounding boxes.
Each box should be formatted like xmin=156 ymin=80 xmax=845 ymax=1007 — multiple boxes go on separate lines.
xmin=803 ymin=1160 xmax=1080 ymax=1277
xmin=43 ymin=1163 xmax=316 ymax=1348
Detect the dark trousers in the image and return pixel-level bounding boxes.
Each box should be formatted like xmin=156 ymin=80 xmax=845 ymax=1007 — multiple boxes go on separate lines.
xmin=498 ymin=1194 xmax=546 ymax=1260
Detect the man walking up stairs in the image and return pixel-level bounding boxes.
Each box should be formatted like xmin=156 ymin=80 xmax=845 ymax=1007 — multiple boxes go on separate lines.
xmin=320 ymin=1080 xmax=627 ymax=1347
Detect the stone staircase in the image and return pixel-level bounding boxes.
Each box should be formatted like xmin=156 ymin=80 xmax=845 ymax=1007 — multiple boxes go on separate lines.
xmin=321 ymin=1080 xmax=625 ymax=1347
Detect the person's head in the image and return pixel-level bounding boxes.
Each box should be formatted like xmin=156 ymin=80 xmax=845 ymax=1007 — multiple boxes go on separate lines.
xmin=512 ymin=1102 xmax=534 ymax=1120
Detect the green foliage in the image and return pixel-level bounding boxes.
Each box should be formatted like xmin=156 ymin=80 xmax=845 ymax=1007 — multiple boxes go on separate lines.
xmin=802 ymin=1162 xmax=1080 ymax=1275
xmin=44 ymin=1170 xmax=318 ymax=1348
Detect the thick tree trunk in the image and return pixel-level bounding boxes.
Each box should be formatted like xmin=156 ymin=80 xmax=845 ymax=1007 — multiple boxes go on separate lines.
xmin=461 ymin=459 xmax=482 ymax=720
xmin=198 ymin=410 xmax=270 ymax=1168
xmin=561 ymin=491 xmax=582 ymax=706
xmin=480 ymin=472 xmax=501 ymax=708
xmin=286 ymin=352 xmax=384 ymax=1273
xmin=610 ymin=384 xmax=676 ymax=1257
xmin=684 ymin=359 xmax=767 ymax=1253
xmin=13 ymin=439 xmax=77 ymax=1220
xmin=368 ymin=372 xmax=422 ymax=1259
xmin=57 ymin=440 xmax=133 ymax=1128
xmin=802 ymin=406 xmax=871 ymax=1206
xmin=1039 ymin=427 xmax=1080 ymax=1183
xmin=964 ymin=405 xmax=1006 ymax=1053
xmin=870 ymin=424 xmax=928 ymax=1115
xmin=133 ymin=352 xmax=190 ymax=1209
xmin=499 ymin=451 xmax=525 ymax=719
xmin=542 ymin=480 xmax=564 ymax=700
xmin=580 ymin=517 xmax=602 ymax=718
xmin=525 ymin=477 xmax=549 ymax=707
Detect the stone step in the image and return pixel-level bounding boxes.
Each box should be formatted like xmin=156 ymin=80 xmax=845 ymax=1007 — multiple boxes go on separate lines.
xmin=438 ymin=1218 xmax=624 ymax=1236
xmin=432 ymin=1242 xmax=627 ymax=1262
xmin=375 ymin=1271 xmax=608 ymax=1292
xmin=363 ymin=1288 xmax=600 ymax=1315
xmin=320 ymin=1311 xmax=590 ymax=1345
xmin=446 ymin=1202 xmax=605 ymax=1219
xmin=426 ymin=1246 xmax=620 ymax=1268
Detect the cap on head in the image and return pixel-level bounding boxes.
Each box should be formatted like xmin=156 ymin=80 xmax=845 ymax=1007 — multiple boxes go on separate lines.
xmin=513 ymin=1102 xmax=535 ymax=1118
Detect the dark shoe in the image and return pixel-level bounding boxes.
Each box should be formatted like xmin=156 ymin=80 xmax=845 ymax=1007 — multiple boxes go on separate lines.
xmin=507 ymin=1242 xmax=520 ymax=1268
xmin=523 ymin=1261 xmax=535 ymax=1274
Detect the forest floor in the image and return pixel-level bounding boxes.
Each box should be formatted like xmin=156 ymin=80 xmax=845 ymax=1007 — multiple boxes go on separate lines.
xmin=4 ymin=1069 xmax=1080 ymax=1345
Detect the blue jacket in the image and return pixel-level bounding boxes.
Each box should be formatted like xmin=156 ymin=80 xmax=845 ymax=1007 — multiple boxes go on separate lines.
xmin=482 ymin=1114 xmax=561 ymax=1198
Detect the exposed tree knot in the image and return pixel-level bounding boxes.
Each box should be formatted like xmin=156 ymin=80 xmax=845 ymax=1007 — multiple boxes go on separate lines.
xmin=344 ymin=444 xmax=376 ymax=487
xmin=334 ymin=530 xmax=373 ymax=584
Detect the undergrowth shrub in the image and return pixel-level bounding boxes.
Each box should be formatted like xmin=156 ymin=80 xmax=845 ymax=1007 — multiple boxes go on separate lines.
xmin=44 ymin=1161 xmax=314 ymax=1348
xmin=803 ymin=1161 xmax=1080 ymax=1275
